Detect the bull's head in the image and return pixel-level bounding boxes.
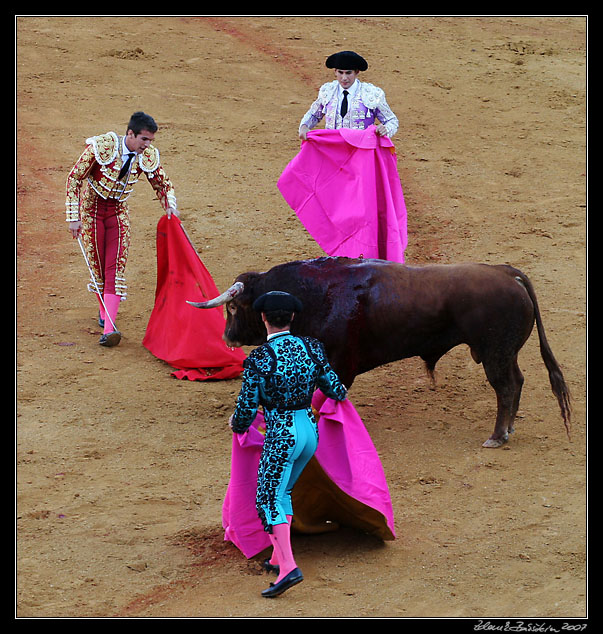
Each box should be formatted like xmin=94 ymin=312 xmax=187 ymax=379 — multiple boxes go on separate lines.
xmin=187 ymin=275 xmax=267 ymax=347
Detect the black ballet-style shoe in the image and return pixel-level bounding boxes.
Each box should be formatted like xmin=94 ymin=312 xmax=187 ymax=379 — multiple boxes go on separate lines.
xmin=261 ymin=567 xmax=303 ymax=598
xmin=262 ymin=559 xmax=279 ymax=574
xmin=99 ymin=330 xmax=121 ymax=347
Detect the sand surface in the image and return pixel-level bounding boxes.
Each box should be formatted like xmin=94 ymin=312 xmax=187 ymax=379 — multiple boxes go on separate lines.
xmin=16 ymin=16 xmax=586 ymax=619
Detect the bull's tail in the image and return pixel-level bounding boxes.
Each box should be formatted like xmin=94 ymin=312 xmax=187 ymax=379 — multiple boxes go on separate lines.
xmin=511 ymin=267 xmax=572 ymax=439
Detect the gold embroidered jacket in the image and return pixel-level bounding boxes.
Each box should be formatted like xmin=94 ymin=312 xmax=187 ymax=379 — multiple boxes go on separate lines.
xmin=65 ymin=131 xmax=177 ymax=222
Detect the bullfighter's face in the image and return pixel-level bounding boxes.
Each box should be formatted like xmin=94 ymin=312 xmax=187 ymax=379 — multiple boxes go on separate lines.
xmin=334 ymin=69 xmax=359 ymax=90
xmin=125 ymin=128 xmax=155 ymax=154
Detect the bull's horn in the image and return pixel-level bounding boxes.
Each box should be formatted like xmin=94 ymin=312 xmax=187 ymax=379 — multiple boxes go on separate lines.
xmin=186 ymin=281 xmax=244 ymax=309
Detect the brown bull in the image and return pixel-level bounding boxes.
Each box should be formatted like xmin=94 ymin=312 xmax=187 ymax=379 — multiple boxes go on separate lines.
xmin=188 ymin=257 xmax=571 ymax=448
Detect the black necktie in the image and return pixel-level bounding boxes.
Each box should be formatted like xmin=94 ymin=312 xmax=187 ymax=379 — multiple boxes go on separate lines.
xmin=119 ymin=153 xmax=135 ymax=180
xmin=340 ymin=90 xmax=349 ymax=118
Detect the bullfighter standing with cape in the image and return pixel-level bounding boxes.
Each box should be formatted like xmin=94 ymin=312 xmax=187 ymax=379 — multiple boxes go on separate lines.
xmin=228 ymin=291 xmax=348 ymax=597
xmin=278 ymin=51 xmax=408 ymax=262
xmin=66 ymin=112 xmax=178 ymax=347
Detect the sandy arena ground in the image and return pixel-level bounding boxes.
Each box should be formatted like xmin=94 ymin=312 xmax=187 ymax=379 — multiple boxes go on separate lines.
xmin=16 ymin=16 xmax=587 ymax=619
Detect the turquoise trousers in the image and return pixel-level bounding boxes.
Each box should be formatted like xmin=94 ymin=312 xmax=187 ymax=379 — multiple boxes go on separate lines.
xmin=257 ymin=409 xmax=318 ymax=529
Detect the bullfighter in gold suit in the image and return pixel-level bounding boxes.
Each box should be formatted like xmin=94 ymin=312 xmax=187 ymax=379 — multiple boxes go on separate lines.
xmin=65 ymin=111 xmax=178 ymax=347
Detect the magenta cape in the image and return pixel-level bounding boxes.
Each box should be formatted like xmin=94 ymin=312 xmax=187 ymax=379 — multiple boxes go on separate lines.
xmin=222 ymin=391 xmax=395 ymax=559
xmin=277 ymin=126 xmax=407 ymax=263
xmin=143 ymin=216 xmax=246 ymax=381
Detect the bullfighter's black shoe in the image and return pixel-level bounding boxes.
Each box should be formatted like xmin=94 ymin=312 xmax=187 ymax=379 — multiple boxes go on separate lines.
xmin=261 ymin=567 xmax=303 ymax=598
xmin=99 ymin=331 xmax=121 ymax=347
xmin=262 ymin=559 xmax=279 ymax=574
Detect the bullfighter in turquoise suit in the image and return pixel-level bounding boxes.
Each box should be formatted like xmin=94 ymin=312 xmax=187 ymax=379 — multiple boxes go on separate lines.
xmin=229 ymin=291 xmax=347 ymax=598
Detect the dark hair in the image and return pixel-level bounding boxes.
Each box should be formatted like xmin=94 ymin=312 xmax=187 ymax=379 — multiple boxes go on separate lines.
xmin=127 ymin=111 xmax=158 ymax=135
xmin=264 ymin=309 xmax=294 ymax=328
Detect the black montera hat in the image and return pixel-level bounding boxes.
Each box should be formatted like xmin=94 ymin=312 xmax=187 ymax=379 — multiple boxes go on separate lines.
xmin=325 ymin=50 xmax=368 ymax=71
xmin=253 ymin=291 xmax=304 ymax=313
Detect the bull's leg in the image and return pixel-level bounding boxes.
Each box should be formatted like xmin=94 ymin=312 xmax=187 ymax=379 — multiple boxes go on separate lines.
xmin=507 ymin=360 xmax=524 ymax=436
xmin=481 ymin=357 xmax=523 ymax=448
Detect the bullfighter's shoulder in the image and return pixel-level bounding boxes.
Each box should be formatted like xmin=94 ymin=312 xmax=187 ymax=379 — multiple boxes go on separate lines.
xmin=300 ymin=336 xmax=329 ymax=364
xmin=85 ymin=131 xmax=119 ymax=165
xmin=244 ymin=343 xmax=276 ymax=376
xmin=138 ymin=144 xmax=161 ymax=172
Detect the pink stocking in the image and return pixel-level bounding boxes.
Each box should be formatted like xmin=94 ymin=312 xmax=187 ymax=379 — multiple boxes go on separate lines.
xmin=96 ymin=294 xmax=106 ymax=322
xmin=268 ymin=534 xmax=279 ymax=567
xmin=268 ymin=515 xmax=292 ymax=567
xmin=272 ymin=521 xmax=296 ymax=582
xmin=103 ymin=293 xmax=121 ymax=334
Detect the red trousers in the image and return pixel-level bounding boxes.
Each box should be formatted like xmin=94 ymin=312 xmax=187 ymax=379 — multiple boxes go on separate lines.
xmin=82 ymin=196 xmax=130 ymax=297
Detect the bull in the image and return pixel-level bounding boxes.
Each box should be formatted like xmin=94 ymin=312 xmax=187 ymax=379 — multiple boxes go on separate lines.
xmin=188 ymin=257 xmax=571 ymax=448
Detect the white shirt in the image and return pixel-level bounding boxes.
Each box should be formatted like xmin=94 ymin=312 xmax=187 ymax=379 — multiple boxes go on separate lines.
xmin=121 ymin=137 xmax=135 ymax=163
xmin=337 ymin=79 xmax=359 ymax=117
xmin=267 ymin=330 xmax=291 ymax=340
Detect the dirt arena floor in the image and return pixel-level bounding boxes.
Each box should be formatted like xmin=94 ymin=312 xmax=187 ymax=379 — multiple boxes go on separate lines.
xmin=16 ymin=16 xmax=587 ymax=619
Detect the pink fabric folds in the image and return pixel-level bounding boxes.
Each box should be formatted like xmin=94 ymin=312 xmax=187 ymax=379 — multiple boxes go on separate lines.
xmin=143 ymin=215 xmax=246 ymax=381
xmin=277 ymin=125 xmax=407 ymax=263
xmin=222 ymin=414 xmax=272 ymax=558
xmin=222 ymin=393 xmax=395 ymax=559
xmin=311 ymin=391 xmax=396 ymax=538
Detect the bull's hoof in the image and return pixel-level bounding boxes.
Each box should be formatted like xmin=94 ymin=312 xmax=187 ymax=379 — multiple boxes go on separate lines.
xmin=482 ymin=436 xmax=507 ymax=448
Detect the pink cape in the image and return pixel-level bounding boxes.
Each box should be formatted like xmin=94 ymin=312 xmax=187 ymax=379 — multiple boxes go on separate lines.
xmin=143 ymin=216 xmax=246 ymax=381
xmin=222 ymin=391 xmax=395 ymax=559
xmin=277 ymin=126 xmax=407 ymax=263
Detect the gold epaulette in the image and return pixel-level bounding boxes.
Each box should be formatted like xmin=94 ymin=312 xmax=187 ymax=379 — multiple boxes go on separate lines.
xmin=85 ymin=131 xmax=119 ymax=166
xmin=139 ymin=145 xmax=160 ymax=173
